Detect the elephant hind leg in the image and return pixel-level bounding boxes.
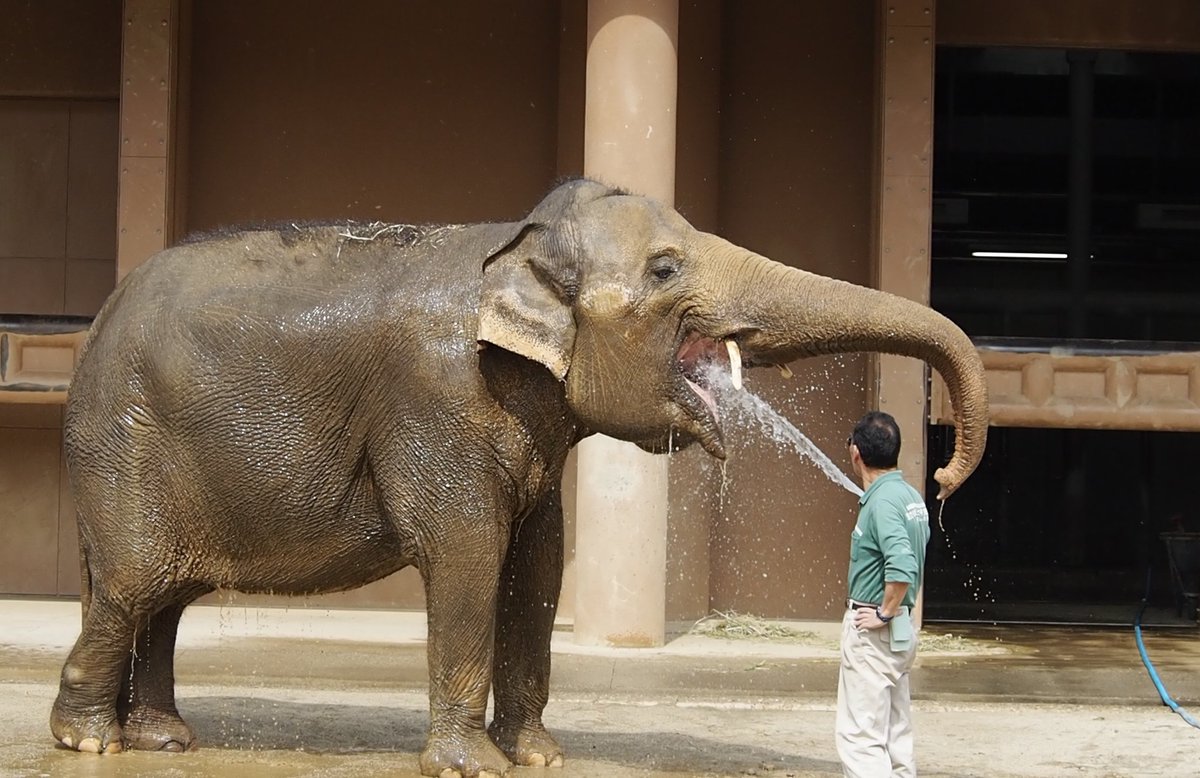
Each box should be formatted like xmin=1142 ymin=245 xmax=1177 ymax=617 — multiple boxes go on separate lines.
xmin=50 ymin=593 xmax=138 ymax=753
xmin=51 ymin=554 xmax=208 ymax=754
xmin=118 ymin=592 xmax=210 ymax=751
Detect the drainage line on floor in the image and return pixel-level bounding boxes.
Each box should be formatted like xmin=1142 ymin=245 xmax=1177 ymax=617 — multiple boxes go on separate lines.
xmin=1134 ymin=568 xmax=1200 ymax=729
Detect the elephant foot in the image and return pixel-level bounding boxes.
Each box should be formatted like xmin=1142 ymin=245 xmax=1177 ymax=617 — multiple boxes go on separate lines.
xmin=50 ymin=700 xmax=124 ymax=754
xmin=419 ymin=731 xmax=512 ymax=778
xmin=120 ymin=707 xmax=196 ymax=752
xmin=489 ymin=720 xmax=564 ymax=768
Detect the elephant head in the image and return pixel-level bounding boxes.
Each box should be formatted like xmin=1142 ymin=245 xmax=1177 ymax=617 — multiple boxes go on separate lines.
xmin=478 ymin=179 xmax=988 ymax=498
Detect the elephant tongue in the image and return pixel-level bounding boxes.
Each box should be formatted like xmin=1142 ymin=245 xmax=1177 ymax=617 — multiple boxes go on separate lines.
xmin=677 ymin=332 xmax=739 ymax=416
xmin=685 ymin=376 xmax=719 ymax=418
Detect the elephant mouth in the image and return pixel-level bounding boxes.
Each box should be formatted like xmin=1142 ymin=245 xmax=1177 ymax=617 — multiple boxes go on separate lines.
xmin=675 ymin=331 xmax=744 ymax=457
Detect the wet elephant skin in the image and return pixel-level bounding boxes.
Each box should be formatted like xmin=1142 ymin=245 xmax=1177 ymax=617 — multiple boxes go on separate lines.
xmin=49 ymin=178 xmax=988 ymax=777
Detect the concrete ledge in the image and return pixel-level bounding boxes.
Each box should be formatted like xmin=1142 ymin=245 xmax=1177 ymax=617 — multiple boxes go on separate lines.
xmin=5 ymin=598 xmax=1197 ymax=708
xmin=0 ymin=316 xmax=91 ymax=404
xmin=931 ymin=341 xmax=1200 ymax=431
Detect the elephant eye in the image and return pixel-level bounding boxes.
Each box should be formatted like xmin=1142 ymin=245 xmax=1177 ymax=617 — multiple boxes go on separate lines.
xmin=649 ymin=255 xmax=679 ymax=281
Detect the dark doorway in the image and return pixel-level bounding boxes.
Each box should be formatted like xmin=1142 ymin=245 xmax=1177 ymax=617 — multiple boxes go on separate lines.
xmin=925 ymin=46 xmax=1200 ymax=624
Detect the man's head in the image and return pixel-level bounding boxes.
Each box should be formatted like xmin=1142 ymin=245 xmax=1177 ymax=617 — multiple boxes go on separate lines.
xmin=848 ymin=411 xmax=901 ymax=471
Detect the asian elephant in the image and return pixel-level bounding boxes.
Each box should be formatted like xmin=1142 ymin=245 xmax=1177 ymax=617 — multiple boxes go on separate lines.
xmin=51 ymin=178 xmax=988 ymax=776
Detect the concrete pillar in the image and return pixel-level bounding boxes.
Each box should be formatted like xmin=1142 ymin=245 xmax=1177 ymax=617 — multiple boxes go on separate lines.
xmin=872 ymin=0 xmax=934 ymax=494
xmin=873 ymin=0 xmax=935 ymax=627
xmin=573 ymin=0 xmax=678 ymax=648
xmin=117 ymin=0 xmax=181 ymax=279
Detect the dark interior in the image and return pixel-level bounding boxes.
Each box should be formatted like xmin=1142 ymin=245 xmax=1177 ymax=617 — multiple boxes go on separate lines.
xmin=925 ymin=46 xmax=1200 ymax=624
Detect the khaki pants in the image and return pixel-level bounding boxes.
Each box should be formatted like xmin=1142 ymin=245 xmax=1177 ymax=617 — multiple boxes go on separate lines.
xmin=835 ymin=607 xmax=919 ymax=777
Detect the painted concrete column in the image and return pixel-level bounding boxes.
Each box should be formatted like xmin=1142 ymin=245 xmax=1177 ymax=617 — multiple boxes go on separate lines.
xmin=873 ymin=0 xmax=934 ymax=492
xmin=117 ymin=0 xmax=180 ymax=280
xmin=574 ymin=0 xmax=678 ymax=648
xmin=873 ymin=0 xmax=935 ymax=626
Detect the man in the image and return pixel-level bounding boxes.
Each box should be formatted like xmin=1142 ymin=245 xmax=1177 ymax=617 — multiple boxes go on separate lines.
xmin=836 ymin=411 xmax=931 ymax=777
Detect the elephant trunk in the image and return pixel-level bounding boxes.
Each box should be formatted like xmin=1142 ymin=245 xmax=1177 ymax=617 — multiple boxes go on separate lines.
xmin=710 ymin=245 xmax=989 ymax=500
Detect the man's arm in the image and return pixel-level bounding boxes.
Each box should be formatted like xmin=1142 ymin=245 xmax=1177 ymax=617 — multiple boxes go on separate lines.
xmin=879 ymin=580 xmax=908 ymax=620
xmin=853 ymin=581 xmax=909 ymax=630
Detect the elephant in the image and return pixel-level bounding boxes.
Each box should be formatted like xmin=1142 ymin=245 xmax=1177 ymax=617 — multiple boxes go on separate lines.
xmin=50 ymin=178 xmax=989 ymax=776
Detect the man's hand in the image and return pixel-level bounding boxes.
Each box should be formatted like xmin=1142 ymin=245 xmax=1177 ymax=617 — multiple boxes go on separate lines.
xmin=852 ymin=581 xmax=909 ymax=631
xmin=853 ymin=606 xmax=889 ymax=631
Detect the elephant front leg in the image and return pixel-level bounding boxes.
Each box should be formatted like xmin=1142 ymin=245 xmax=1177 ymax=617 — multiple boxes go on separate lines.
xmin=419 ymin=544 xmax=512 ymax=778
xmin=488 ymin=490 xmax=565 ymax=768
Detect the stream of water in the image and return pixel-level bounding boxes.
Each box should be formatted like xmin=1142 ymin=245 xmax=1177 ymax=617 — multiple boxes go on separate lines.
xmin=704 ymin=365 xmax=864 ymax=498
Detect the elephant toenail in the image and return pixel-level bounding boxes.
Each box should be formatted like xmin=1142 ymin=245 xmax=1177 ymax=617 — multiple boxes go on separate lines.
xmin=78 ymin=737 xmax=102 ymax=753
xmin=549 ymin=754 xmax=564 ymax=767
xmin=161 ymin=740 xmax=185 ymax=752
xmin=527 ymin=753 xmax=547 ymax=767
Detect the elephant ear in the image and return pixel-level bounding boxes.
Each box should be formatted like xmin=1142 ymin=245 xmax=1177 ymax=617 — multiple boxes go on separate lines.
xmin=477 ymin=179 xmax=617 ymax=380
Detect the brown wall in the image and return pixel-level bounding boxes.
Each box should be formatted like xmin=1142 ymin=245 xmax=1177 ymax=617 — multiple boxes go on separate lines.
xmin=0 ymin=1 xmax=121 ymax=597
xmin=0 ymin=0 xmax=122 ymax=98
xmin=939 ymin=0 xmax=1200 ymax=52
xmin=663 ymin=0 xmax=725 ymax=621
xmin=708 ymin=1 xmax=877 ymax=619
xmin=0 ymin=100 xmax=118 ymax=317
xmin=184 ymin=0 xmax=564 ymax=607
xmin=185 ymin=0 xmax=562 ymax=232
xmin=0 ymin=1 xmax=879 ymax=618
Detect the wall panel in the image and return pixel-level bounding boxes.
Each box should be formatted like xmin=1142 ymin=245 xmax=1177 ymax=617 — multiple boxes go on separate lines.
xmin=0 ymin=101 xmax=69 ymax=260
xmin=185 ymin=1 xmax=561 ymax=232
xmin=0 ymin=0 xmax=122 ymax=98
xmin=0 ymin=427 xmax=62 ymax=594
xmin=711 ymin=1 xmax=876 ymax=619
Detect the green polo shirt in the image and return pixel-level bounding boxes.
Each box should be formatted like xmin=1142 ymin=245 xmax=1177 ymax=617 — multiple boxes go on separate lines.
xmin=846 ymin=470 xmax=930 ymax=608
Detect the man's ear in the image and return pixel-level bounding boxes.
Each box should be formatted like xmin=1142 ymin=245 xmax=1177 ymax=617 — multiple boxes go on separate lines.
xmin=478 ymin=225 xmax=577 ymax=380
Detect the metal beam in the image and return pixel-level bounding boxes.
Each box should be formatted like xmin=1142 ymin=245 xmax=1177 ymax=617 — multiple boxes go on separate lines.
xmin=116 ymin=0 xmax=181 ymax=279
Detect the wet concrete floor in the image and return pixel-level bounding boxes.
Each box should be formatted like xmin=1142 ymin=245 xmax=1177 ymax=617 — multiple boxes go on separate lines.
xmin=2 ymin=601 xmax=1197 ymax=777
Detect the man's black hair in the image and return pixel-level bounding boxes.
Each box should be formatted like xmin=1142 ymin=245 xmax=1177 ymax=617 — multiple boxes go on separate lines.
xmin=849 ymin=411 xmax=901 ymax=469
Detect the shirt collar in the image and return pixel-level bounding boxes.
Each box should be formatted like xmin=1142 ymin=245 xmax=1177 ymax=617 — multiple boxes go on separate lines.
xmin=859 ymin=469 xmax=904 ymax=506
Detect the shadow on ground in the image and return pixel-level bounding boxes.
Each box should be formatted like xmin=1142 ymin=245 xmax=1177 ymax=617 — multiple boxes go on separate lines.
xmin=181 ymin=696 xmax=839 ymax=776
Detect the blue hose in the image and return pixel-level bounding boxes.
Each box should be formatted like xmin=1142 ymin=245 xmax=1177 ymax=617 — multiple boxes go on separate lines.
xmin=1134 ymin=568 xmax=1200 ymax=729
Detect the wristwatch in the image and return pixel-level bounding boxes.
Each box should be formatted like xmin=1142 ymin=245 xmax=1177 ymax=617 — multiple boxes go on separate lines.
xmin=875 ymin=607 xmax=894 ymax=624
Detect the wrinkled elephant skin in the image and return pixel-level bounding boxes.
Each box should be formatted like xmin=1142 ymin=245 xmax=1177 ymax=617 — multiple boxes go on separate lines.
xmin=50 ymin=179 xmax=988 ymax=776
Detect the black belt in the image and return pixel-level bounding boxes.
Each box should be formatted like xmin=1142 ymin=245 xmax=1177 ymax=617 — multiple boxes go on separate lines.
xmin=847 ymin=599 xmax=879 ymax=610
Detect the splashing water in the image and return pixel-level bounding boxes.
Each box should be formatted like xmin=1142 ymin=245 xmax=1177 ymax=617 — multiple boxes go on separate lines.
xmin=703 ymin=364 xmax=864 ymax=497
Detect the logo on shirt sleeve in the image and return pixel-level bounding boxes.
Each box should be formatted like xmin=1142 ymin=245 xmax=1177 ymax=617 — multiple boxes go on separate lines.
xmin=904 ymin=502 xmax=929 ymax=523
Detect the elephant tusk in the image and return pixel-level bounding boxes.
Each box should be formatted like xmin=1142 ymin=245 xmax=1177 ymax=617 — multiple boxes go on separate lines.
xmin=726 ymin=340 xmax=743 ymax=390
xmin=776 ymin=363 xmax=793 ymax=379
